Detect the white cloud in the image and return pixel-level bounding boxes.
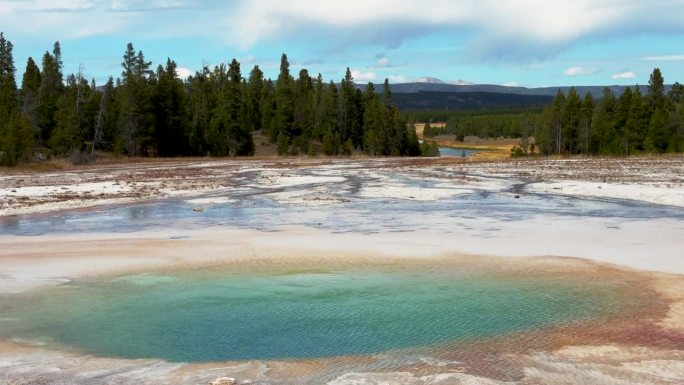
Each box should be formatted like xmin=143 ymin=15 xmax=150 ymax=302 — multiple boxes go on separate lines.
xmin=0 ymin=1 xmax=134 ymax=39
xmin=502 ymin=81 xmax=521 ymax=87
xmin=2 ymin=1 xmax=684 ymax=63
xmin=563 ymin=66 xmax=600 ymax=76
xmin=612 ymin=71 xmax=635 ymax=79
xmin=232 ymin=0 xmax=603 ymax=45
xmin=642 ymin=54 xmax=684 ymax=61
xmin=351 ymin=70 xmax=376 ymax=82
xmin=564 ymin=66 xmax=585 ymax=76
xmin=224 ymin=0 xmax=684 ymax=58
xmin=0 ymin=0 xmax=198 ymax=40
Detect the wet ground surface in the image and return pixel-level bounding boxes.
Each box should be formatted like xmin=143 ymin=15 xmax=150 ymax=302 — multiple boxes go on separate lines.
xmin=1 ymin=165 xmax=682 ymax=237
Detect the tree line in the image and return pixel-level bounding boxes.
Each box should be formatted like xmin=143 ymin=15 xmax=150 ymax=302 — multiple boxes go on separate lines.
xmin=422 ymin=110 xmax=541 ymax=140
xmin=532 ymin=68 xmax=683 ymax=155
xmin=424 ymin=68 xmax=684 ymax=156
xmin=0 ymin=33 xmax=425 ymax=165
xmin=419 ymin=70 xmax=684 ymax=157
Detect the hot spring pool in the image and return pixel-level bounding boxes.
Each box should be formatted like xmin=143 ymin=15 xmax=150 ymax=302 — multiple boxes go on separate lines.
xmin=0 ymin=265 xmax=647 ymax=362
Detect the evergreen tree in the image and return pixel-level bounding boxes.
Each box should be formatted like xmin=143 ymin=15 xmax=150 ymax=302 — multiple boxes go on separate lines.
xmin=246 ymin=65 xmax=265 ymax=132
xmin=625 ymin=87 xmax=647 ymax=154
xmin=563 ymin=87 xmax=581 ymax=153
xmin=393 ymin=109 xmax=410 ymax=155
xmin=1 ymin=111 xmax=33 ymax=165
xmin=312 ymin=73 xmax=326 ymax=141
xmin=537 ymin=90 xmax=566 ymax=155
xmin=206 ymin=64 xmax=229 ymax=156
xmin=382 ymin=78 xmax=393 ymax=107
xmin=293 ymin=69 xmax=314 ymax=153
xmin=670 ymin=103 xmax=684 ymax=152
xmin=186 ymin=66 xmax=214 ymax=155
xmin=225 ymin=58 xmax=253 ymax=155
xmin=339 ymin=68 xmax=360 ymax=146
xmin=118 ymin=43 xmax=154 ymax=155
xmin=0 ymin=32 xmax=18 ymax=133
xmin=362 ymin=82 xmax=383 ymax=155
xmin=50 ymin=74 xmax=79 ymax=154
xmin=668 ymin=82 xmax=684 ymax=104
xmin=50 ymin=71 xmax=93 ymax=155
xmin=20 ymin=57 xmax=41 ymax=141
xmin=645 ymin=108 xmax=669 ymax=153
xmin=378 ymin=79 xmax=412 ymax=155
xmin=261 ymin=79 xmax=276 ymax=142
xmin=579 ymin=92 xmax=594 ymax=154
xmin=375 ymin=79 xmax=392 ymax=155
xmin=0 ymin=33 xmax=27 ymax=165
xmin=37 ymin=42 xmax=64 ymax=144
xmin=52 ymin=41 xmax=63 ymax=76
xmin=206 ymin=60 xmax=254 ymax=157
xmin=322 ymin=129 xmax=340 ymax=156
xmin=648 ymin=68 xmax=665 ymax=110
xmin=592 ymin=88 xmax=617 ymax=154
xmin=321 ymin=81 xmax=340 ymax=151
xmin=277 ymin=131 xmax=289 ymax=155
xmin=274 ymin=54 xmax=295 ymax=144
xmin=406 ymin=123 xmax=421 ymax=156
xmin=154 ymin=59 xmax=189 ymax=156
xmin=615 ymin=87 xmax=633 ymax=155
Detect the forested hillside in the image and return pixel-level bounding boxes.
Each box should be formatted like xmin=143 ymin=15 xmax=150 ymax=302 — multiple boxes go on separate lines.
xmin=422 ymin=69 xmax=684 ymax=156
xmin=422 ymin=109 xmax=541 ymax=140
xmin=0 ymin=34 xmax=422 ymax=165
xmin=533 ymin=71 xmax=684 ymax=155
xmin=386 ymin=82 xmax=661 ymax=98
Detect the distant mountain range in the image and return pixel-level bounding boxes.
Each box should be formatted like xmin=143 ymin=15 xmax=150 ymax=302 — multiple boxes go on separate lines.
xmin=385 ymin=79 xmax=660 ymax=97
xmin=371 ymin=78 xmax=673 ymax=111
xmin=413 ymin=77 xmax=475 ymax=86
xmin=392 ymin=91 xmax=552 ymax=111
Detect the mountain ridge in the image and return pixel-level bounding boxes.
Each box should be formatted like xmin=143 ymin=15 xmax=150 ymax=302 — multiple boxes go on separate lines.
xmin=383 ymin=82 xmax=666 ymax=97
xmin=391 ymin=91 xmax=552 ymax=111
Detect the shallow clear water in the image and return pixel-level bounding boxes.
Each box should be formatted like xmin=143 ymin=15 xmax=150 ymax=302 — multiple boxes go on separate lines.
xmin=439 ymin=147 xmax=480 ymax=157
xmin=1 ymin=267 xmax=645 ymax=362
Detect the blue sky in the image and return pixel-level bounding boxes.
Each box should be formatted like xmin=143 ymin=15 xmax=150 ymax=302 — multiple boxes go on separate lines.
xmin=2 ymin=0 xmax=684 ymax=88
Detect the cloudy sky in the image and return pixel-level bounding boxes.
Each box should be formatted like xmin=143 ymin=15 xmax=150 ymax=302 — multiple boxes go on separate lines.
xmin=2 ymin=0 xmax=684 ymax=87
